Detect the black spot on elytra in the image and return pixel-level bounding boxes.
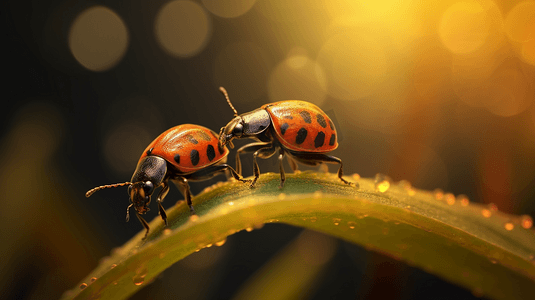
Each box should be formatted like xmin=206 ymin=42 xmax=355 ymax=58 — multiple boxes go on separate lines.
xmin=186 ymin=135 xmax=198 ymax=144
xmin=296 ymin=128 xmax=308 ymax=144
xmin=329 ymin=134 xmax=336 ymax=146
xmin=174 ymin=154 xmax=180 ymax=164
xmin=198 ymin=131 xmax=212 ymax=141
xmin=299 ymin=111 xmax=312 ymax=123
xmin=314 ymin=132 xmax=325 ymax=148
xmin=190 ymin=149 xmax=200 ymax=166
xmin=328 ymin=120 xmax=334 ymax=130
xmin=207 ymin=144 xmax=216 ymax=161
xmin=146 ymin=147 xmax=154 ymax=155
xmin=316 ymin=114 xmax=327 ymax=128
xmin=280 ymin=123 xmax=289 ymax=135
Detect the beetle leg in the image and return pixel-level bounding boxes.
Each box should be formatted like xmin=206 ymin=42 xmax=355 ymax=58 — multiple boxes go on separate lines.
xmin=185 ymin=163 xmax=251 ymax=184
xmin=251 ymin=144 xmax=278 ymax=187
xmin=287 ymin=155 xmax=298 ymax=172
xmin=135 ymin=212 xmax=150 ymax=239
xmin=235 ymin=142 xmax=271 ymax=176
xmin=156 ymin=182 xmax=170 ymax=226
xmin=126 ymin=203 xmax=133 ymax=222
xmin=174 ymin=177 xmax=195 ymax=214
xmin=278 ymin=149 xmax=286 ymax=189
xmin=287 ymin=152 xmax=353 ymax=186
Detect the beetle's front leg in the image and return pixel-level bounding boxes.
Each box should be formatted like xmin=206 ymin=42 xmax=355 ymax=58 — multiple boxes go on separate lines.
xmin=156 ymin=181 xmax=170 ymax=225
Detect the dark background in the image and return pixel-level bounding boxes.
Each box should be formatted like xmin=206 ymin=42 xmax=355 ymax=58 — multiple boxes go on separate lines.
xmin=2 ymin=0 xmax=535 ymax=299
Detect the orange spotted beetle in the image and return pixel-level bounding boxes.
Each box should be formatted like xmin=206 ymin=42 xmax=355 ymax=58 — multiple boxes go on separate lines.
xmin=86 ymin=124 xmax=249 ymax=238
xmin=218 ymin=87 xmax=353 ymax=188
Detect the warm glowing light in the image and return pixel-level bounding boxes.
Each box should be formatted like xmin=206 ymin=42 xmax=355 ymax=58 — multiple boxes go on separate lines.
xmin=155 ymin=0 xmax=211 ymax=58
xmin=481 ymin=209 xmax=492 ymax=218
xmin=317 ymin=31 xmax=388 ymax=100
xmin=485 ymin=68 xmax=531 ymax=117
xmin=504 ymin=1 xmax=535 ymax=43
xmin=438 ymin=2 xmax=493 ymax=54
xmin=68 ymin=6 xmax=129 ymax=72
xmin=521 ymin=215 xmax=533 ymax=229
xmin=504 ymin=222 xmax=514 ymax=231
xmin=267 ymin=51 xmax=327 ymax=105
xmin=202 ymin=0 xmax=257 ymax=18
xmin=522 ymin=38 xmax=535 ymax=65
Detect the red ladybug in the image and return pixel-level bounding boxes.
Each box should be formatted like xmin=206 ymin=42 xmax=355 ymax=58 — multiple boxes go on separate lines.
xmin=86 ymin=124 xmax=248 ymax=238
xmin=218 ymin=87 xmax=353 ymax=188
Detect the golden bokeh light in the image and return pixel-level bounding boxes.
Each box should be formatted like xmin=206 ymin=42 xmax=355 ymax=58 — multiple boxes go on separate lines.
xmin=201 ymin=0 xmax=257 ymax=18
xmin=68 ymin=6 xmax=129 ymax=72
xmin=213 ymin=41 xmax=272 ymax=105
xmin=522 ymin=38 xmax=535 ymax=65
xmin=438 ymin=1 xmax=495 ymax=54
xmin=317 ymin=31 xmax=389 ymax=100
xmin=268 ymin=50 xmax=327 ymax=105
xmin=485 ymin=67 xmax=531 ymax=117
xmin=155 ymin=0 xmax=211 ymax=58
xmin=504 ymin=1 xmax=535 ymax=43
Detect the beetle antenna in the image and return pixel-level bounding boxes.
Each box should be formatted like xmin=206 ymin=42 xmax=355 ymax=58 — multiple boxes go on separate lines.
xmin=219 ymin=87 xmax=238 ymax=117
xmin=86 ymin=182 xmax=132 ymax=197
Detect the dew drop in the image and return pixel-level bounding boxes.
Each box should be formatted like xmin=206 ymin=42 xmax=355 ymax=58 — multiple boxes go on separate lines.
xmin=189 ymin=215 xmax=199 ymax=222
xmin=133 ymin=276 xmax=144 ymax=286
xmin=113 ymin=281 xmax=118 ymax=285
xmin=228 ymin=201 xmax=234 ymax=206
xmin=457 ymin=194 xmax=469 ymax=206
xmin=504 ymin=222 xmax=514 ymax=231
xmin=163 ymin=228 xmax=172 ymax=235
xmin=445 ymin=193 xmax=455 ymax=205
xmin=352 ymin=173 xmax=361 ymax=180
xmin=520 ymin=215 xmax=533 ymax=229
xmin=347 ymin=221 xmax=356 ymax=229
xmin=80 ymin=283 xmax=88 ymax=290
xmin=313 ymin=191 xmax=323 ymax=198
xmin=481 ymin=209 xmax=492 ymax=218
xmin=133 ymin=266 xmax=148 ymax=286
xmin=333 ymin=218 xmax=341 ymax=225
xmin=245 ymin=226 xmax=254 ymax=232
xmin=433 ymin=188 xmax=444 ymax=200
xmin=278 ymin=193 xmax=286 ymax=200
xmin=398 ymin=180 xmax=416 ymax=196
xmin=374 ymin=173 xmax=390 ymax=193
xmin=215 ymin=238 xmax=227 ymax=246
xmin=357 ymin=214 xmax=368 ymax=219
xmin=90 ymin=277 xmax=97 ymax=283
xmin=205 ymin=243 xmax=213 ymax=248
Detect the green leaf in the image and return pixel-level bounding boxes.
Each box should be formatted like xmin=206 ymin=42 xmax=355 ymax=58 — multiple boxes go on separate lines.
xmin=63 ymin=171 xmax=535 ymax=300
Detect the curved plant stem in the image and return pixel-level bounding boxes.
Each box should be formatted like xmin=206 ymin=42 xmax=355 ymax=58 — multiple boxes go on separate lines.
xmin=63 ymin=171 xmax=535 ymax=300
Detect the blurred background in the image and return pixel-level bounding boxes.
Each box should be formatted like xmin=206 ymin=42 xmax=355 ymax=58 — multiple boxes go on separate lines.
xmin=2 ymin=0 xmax=535 ymax=299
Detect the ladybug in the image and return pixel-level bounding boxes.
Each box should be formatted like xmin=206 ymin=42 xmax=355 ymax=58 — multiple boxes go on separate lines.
xmin=86 ymin=124 xmax=249 ymax=238
xmin=218 ymin=87 xmax=353 ymax=188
